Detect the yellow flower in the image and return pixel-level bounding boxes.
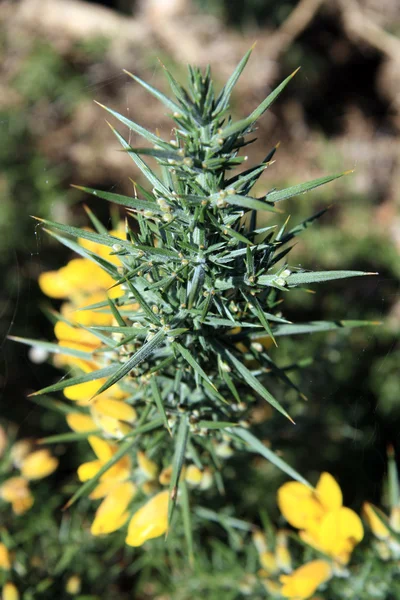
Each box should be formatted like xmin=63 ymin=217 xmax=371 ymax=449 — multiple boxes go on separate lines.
xmin=91 ymin=481 xmax=137 ymax=536
xmin=279 ymin=560 xmax=332 ymax=599
xmin=10 ymin=440 xmax=33 ymax=468
xmin=276 ymin=531 xmax=292 ymax=573
xmin=66 ymin=413 xmax=98 ymax=433
xmin=259 ymin=551 xmax=279 ymax=575
xmin=20 ymin=449 xmax=58 ymax=480
xmin=390 ymin=506 xmax=400 ymax=532
xmin=0 ymin=544 xmax=11 ymax=570
xmin=77 ymin=436 xmax=130 ymax=497
xmin=2 ymin=583 xmax=19 ymax=600
xmin=185 ymin=464 xmax=203 ymax=486
xmin=126 ymin=490 xmax=169 ymax=547
xmin=363 ymin=503 xmax=390 ymax=540
xmin=66 ymin=575 xmax=81 ymax=595
xmin=278 ymin=472 xmax=363 ymax=564
xmin=39 ymin=258 xmax=115 ymax=301
xmin=159 ymin=465 xmax=173 ymax=486
xmin=93 ymin=398 xmax=137 ymax=424
xmin=300 ymin=507 xmax=363 ymax=564
xmin=0 ymin=477 xmax=34 ymax=515
xmin=137 ymin=451 xmax=159 ymax=481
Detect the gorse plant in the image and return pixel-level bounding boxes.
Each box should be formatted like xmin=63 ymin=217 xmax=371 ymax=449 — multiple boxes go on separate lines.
xmin=12 ymin=49 xmax=375 ymax=558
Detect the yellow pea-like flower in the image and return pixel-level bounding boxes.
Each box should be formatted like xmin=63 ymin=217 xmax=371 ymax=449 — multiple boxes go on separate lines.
xmin=363 ymin=503 xmax=390 ymax=540
xmin=276 ymin=531 xmax=292 ymax=573
xmin=137 ymin=451 xmax=159 ymax=481
xmin=185 ymin=464 xmax=203 ymax=486
xmin=277 ymin=481 xmax=323 ymax=530
xmin=0 ymin=543 xmax=11 ymax=570
xmin=0 ymin=477 xmax=34 ymax=515
xmin=279 ymin=559 xmax=332 ymax=599
xmin=65 ymin=575 xmax=81 ymax=595
xmin=2 ymin=582 xmax=19 ymax=600
xmin=10 ymin=440 xmax=33 ymax=468
xmin=93 ymin=398 xmax=137 ymax=424
xmin=66 ymin=413 xmax=97 ymax=433
xmin=259 ymin=551 xmax=278 ymax=575
xmin=38 ymin=269 xmax=72 ymax=299
xmin=159 ymin=465 xmax=173 ymax=486
xmin=126 ymin=490 xmax=169 ymax=547
xmin=20 ymin=449 xmax=58 ymax=480
xmin=91 ymin=481 xmax=137 ymax=536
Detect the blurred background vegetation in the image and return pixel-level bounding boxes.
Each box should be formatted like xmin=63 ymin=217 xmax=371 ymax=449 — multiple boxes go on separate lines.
xmin=0 ymin=0 xmax=399 ymax=597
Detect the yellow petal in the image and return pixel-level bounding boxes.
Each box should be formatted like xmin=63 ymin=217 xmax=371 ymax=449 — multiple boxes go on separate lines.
xmin=390 ymin=506 xmax=400 ymax=532
xmin=276 ymin=531 xmax=292 ymax=573
xmin=90 ymin=479 xmax=119 ymax=500
xmin=88 ymin=436 xmax=116 ymax=461
xmin=137 ymin=451 xmax=159 ymax=481
xmin=65 ymin=575 xmax=81 ymax=595
xmin=38 ymin=270 xmax=70 ymax=299
xmin=252 ymin=529 xmax=267 ymax=554
xmin=2 ymin=582 xmax=19 ymax=600
xmin=93 ymin=398 xmax=137 ymax=423
xmin=0 ymin=477 xmax=35 ymax=515
xmin=62 ymin=259 xmax=115 ymax=295
xmin=363 ymin=503 xmax=390 ymax=540
xmin=63 ymin=379 xmax=105 ymax=404
xmin=280 ymin=560 xmax=332 ymax=599
xmin=277 ymin=481 xmax=323 ymax=530
xmin=91 ymin=481 xmax=137 ymax=536
xmin=315 ymin=473 xmax=342 ymax=512
xmin=0 ymin=543 xmax=11 ymax=570
xmin=185 ymin=465 xmax=203 ymax=486
xmin=77 ymin=460 xmax=102 ymax=482
xmin=90 ymin=410 xmax=131 ymax=438
xmin=54 ymin=321 xmax=100 ymax=348
xmin=10 ymin=440 xmax=33 ymax=468
xmin=159 ymin=465 xmax=173 ymax=486
xmin=259 ymin=551 xmax=278 ymax=575
xmin=126 ymin=490 xmax=169 ymax=547
xmin=66 ymin=413 xmax=97 ymax=433
xmin=316 ymin=507 xmax=364 ymax=563
xmin=20 ymin=449 xmax=58 ymax=480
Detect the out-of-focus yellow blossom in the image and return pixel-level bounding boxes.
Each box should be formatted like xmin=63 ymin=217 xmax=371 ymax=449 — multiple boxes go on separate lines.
xmin=93 ymin=398 xmax=136 ymax=424
xmin=78 ymin=436 xmax=130 ymax=492
xmin=0 ymin=544 xmax=11 ymax=570
xmin=276 ymin=531 xmax=292 ymax=573
xmin=300 ymin=507 xmax=363 ymax=565
xmin=259 ymin=551 xmax=279 ymax=575
xmin=185 ymin=464 xmax=203 ymax=486
xmin=279 ymin=560 xmax=332 ymax=600
xmin=66 ymin=575 xmax=81 ymax=595
xmin=137 ymin=451 xmax=159 ymax=481
xmin=0 ymin=477 xmax=34 ymax=515
xmin=159 ymin=465 xmax=173 ymax=486
xmin=254 ymin=528 xmax=293 ymax=595
xmin=66 ymin=413 xmax=98 ymax=433
xmin=91 ymin=481 xmax=137 ymax=536
xmin=2 ymin=582 xmax=19 ymax=600
xmin=199 ymin=467 xmax=213 ymax=491
xmin=20 ymin=449 xmax=58 ymax=480
xmin=126 ymin=490 xmax=169 ymax=547
xmin=363 ymin=502 xmax=400 ymax=559
xmin=278 ymin=472 xmax=363 ymax=564
xmin=363 ymin=503 xmax=390 ymax=540
xmin=10 ymin=440 xmax=33 ymax=468
xmin=39 ymin=258 xmax=117 ymax=301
